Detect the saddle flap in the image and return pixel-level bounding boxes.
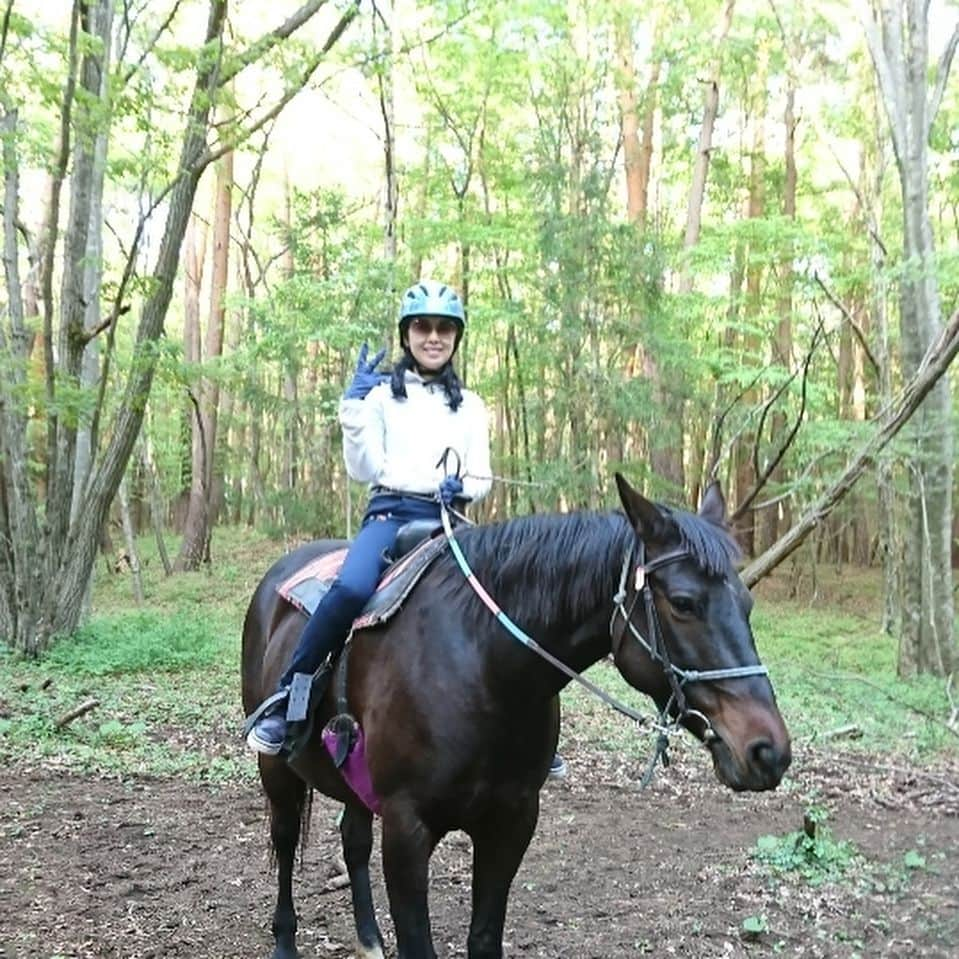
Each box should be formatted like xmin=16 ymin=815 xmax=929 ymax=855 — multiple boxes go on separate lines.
xmin=353 ymin=535 xmax=448 ymax=629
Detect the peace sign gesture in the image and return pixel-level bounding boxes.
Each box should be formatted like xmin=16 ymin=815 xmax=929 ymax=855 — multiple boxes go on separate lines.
xmin=344 ymin=343 xmax=389 ymax=400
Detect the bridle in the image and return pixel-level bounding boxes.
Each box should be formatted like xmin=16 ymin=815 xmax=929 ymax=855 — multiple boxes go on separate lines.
xmin=611 ymin=540 xmax=769 ymax=721
xmin=609 ymin=540 xmax=769 ymax=778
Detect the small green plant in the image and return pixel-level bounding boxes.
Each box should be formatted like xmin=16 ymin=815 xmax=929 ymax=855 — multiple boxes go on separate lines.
xmin=752 ymin=807 xmax=859 ymax=885
xmin=95 ymin=718 xmax=148 ymax=747
xmin=902 ymin=849 xmax=926 ymax=870
xmin=741 ymin=914 xmax=769 ymax=941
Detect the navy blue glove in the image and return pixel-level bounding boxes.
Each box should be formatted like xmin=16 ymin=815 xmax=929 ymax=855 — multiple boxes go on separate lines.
xmin=439 ymin=475 xmax=464 ymax=507
xmin=344 ymin=343 xmax=388 ymax=400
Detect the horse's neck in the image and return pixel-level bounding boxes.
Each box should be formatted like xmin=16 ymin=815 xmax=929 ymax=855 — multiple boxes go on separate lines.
xmin=468 ymin=516 xmax=626 ymax=691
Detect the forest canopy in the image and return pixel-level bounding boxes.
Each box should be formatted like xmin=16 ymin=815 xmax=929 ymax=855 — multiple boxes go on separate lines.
xmin=0 ymin=0 xmax=957 ymax=675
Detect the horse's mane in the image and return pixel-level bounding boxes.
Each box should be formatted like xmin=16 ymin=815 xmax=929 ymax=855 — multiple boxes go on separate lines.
xmin=439 ymin=505 xmax=739 ymax=632
xmin=451 ymin=512 xmax=631 ymax=630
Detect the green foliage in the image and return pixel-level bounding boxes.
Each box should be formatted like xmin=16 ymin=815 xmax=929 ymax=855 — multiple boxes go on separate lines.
xmin=44 ymin=610 xmax=220 ymax=676
xmin=752 ymin=809 xmax=859 ymax=885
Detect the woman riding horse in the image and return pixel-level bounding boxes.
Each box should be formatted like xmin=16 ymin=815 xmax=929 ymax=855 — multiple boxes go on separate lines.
xmin=246 ymin=279 xmax=492 ymax=756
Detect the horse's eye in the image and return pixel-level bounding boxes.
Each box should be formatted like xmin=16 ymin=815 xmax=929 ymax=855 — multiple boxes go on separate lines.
xmin=668 ymin=595 xmax=699 ymax=617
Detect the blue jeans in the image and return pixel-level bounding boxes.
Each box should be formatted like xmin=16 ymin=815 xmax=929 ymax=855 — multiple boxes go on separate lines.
xmin=281 ymin=494 xmax=442 ymax=686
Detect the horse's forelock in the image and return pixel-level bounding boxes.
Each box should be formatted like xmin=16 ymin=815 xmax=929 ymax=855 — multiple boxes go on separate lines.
xmin=664 ymin=507 xmax=741 ymax=576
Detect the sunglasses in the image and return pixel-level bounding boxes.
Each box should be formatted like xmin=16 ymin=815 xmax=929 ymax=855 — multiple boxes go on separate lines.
xmin=409 ymin=317 xmax=459 ymax=337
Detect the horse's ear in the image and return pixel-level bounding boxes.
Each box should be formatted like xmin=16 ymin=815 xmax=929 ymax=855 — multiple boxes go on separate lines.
xmin=699 ymin=480 xmax=728 ymax=527
xmin=615 ymin=473 xmax=667 ymax=541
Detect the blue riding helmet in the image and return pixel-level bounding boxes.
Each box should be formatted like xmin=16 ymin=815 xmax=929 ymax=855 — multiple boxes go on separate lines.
xmin=399 ymin=280 xmax=466 ymax=335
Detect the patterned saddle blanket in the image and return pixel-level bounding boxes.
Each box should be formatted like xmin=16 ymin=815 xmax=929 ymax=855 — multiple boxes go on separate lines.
xmin=275 ymin=532 xmax=448 ymax=630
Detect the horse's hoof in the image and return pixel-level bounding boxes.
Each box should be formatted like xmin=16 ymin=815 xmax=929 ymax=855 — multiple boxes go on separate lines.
xmin=355 ymin=942 xmax=385 ymax=959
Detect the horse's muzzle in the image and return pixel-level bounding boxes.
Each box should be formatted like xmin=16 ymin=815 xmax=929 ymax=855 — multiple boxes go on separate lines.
xmin=708 ymin=731 xmax=792 ymax=792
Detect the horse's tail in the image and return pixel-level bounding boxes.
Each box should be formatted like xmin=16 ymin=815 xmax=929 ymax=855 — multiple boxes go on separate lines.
xmin=265 ymin=785 xmax=315 ymax=870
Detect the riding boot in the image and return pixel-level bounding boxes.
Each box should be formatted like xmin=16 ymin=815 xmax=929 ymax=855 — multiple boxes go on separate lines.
xmin=246 ymin=657 xmax=339 ymax=758
xmin=246 ymin=687 xmax=291 ymax=756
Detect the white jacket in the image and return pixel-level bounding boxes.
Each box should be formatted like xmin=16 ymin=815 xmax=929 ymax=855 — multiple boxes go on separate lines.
xmin=339 ymin=371 xmax=492 ymax=503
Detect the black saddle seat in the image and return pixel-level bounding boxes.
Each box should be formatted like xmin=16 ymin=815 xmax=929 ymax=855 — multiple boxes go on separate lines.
xmin=388 ymin=519 xmax=443 ymax=563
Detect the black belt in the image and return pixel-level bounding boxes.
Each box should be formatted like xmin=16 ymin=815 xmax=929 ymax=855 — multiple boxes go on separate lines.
xmin=370 ymin=486 xmax=437 ymax=502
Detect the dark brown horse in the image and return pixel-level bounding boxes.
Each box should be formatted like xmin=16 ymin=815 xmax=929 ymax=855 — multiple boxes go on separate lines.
xmin=241 ymin=474 xmax=791 ymax=959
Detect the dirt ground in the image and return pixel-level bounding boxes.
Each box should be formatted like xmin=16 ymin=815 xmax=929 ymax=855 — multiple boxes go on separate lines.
xmin=1 ymin=741 xmax=957 ymax=959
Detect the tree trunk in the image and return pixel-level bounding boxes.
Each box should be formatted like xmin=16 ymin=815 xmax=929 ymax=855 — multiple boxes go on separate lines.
xmin=758 ymin=83 xmax=797 ymax=553
xmin=118 ymin=475 xmax=144 ymax=605
xmin=176 ymin=143 xmax=233 ymax=571
xmin=733 ymin=60 xmax=767 ymax=556
xmin=140 ymin=433 xmax=172 ymax=577
xmin=0 ymin=107 xmax=44 ymax=653
xmin=614 ymin=9 xmax=647 ymax=226
xmin=46 ymin=0 xmax=230 ymax=646
xmin=657 ymin=0 xmax=736 ymax=498
xmin=70 ymin=0 xmax=114 ymax=531
xmin=378 ymin=0 xmax=398 ymax=265
xmin=680 ymin=0 xmax=735 ymax=284
xmin=863 ymin=0 xmax=956 ymax=676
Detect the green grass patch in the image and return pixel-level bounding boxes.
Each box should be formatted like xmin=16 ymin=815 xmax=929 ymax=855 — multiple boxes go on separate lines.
xmin=45 ymin=610 xmax=222 ymax=675
xmin=752 ymin=602 xmax=955 ymax=758
xmin=0 ymin=526 xmax=264 ymax=782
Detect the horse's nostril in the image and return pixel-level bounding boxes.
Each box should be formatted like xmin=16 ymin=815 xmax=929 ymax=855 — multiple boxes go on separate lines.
xmin=749 ymin=739 xmax=792 ymax=778
xmin=750 ymin=740 xmax=777 ymax=769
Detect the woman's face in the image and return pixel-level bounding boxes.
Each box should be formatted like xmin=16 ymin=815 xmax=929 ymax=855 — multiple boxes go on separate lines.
xmin=404 ymin=315 xmax=458 ymax=374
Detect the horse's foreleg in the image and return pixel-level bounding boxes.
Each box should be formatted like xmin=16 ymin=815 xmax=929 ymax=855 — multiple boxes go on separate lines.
xmin=381 ymin=802 xmax=439 ymax=959
xmin=466 ymin=795 xmax=540 ymax=959
xmin=340 ymin=802 xmax=385 ymax=958
xmin=263 ymin=760 xmax=307 ymax=959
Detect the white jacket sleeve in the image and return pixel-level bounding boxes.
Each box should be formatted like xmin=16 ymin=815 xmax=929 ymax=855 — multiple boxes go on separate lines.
xmin=338 ymin=387 xmax=386 ymax=484
xmin=462 ymin=397 xmax=492 ymax=503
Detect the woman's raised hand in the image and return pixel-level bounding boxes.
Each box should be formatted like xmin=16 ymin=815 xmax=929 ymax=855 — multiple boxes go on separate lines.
xmin=344 ymin=343 xmax=389 ymax=400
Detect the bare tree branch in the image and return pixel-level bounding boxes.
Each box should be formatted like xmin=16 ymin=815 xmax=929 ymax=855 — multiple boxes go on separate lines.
xmin=55 ymin=698 xmax=100 ymax=729
xmin=813 ymin=272 xmax=881 ymax=377
xmin=199 ymin=1 xmax=360 ymax=168
xmin=705 ymin=367 xmax=766 ymax=481
xmin=733 ymin=322 xmax=824 ymax=520
xmin=928 ymin=22 xmax=959 ymax=131
xmin=217 ymin=0 xmax=332 ymax=87
xmin=0 ymin=0 xmax=14 ymax=69
xmin=743 ymin=307 xmax=959 ymax=587
xmin=120 ymin=0 xmax=188 ymax=85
